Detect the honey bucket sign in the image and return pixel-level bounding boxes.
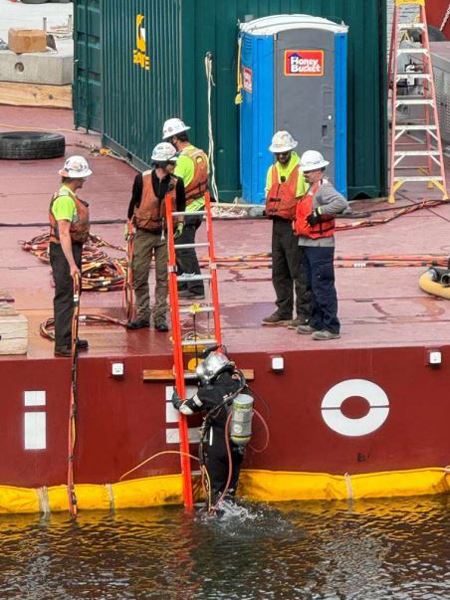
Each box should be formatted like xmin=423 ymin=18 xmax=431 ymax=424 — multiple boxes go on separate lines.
xmin=133 ymin=14 xmax=150 ymax=71
xmin=284 ymin=50 xmax=324 ymax=76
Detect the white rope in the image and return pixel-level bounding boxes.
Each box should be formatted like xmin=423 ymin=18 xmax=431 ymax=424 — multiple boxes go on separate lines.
xmin=106 ymin=483 xmax=115 ymax=511
xmin=344 ymin=472 xmax=354 ymax=500
xmin=36 ymin=486 xmax=50 ymax=514
xmin=440 ymin=3 xmax=450 ymax=31
xmin=205 ymin=52 xmax=220 ymax=202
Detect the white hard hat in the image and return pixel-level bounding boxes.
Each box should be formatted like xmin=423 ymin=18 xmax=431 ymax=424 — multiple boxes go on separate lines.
xmin=59 ymin=155 xmax=92 ymax=178
xmin=300 ymin=150 xmax=330 ymax=172
xmin=162 ymin=118 xmax=191 ymax=140
xmin=269 ymin=131 xmax=298 ymax=153
xmin=151 ymin=142 xmax=177 ymax=163
xmin=196 ymin=351 xmax=234 ymax=384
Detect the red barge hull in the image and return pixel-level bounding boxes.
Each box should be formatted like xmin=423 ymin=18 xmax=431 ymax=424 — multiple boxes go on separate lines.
xmin=1 ymin=107 xmax=449 ymax=511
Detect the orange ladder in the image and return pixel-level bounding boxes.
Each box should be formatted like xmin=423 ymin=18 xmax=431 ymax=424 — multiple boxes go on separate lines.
xmin=388 ymin=0 xmax=448 ymax=203
xmin=165 ymin=191 xmax=223 ymax=511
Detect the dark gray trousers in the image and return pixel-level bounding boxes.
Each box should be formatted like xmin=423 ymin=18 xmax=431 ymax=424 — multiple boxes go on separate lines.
xmin=49 ymin=242 xmax=83 ymax=349
xmin=176 ymin=215 xmax=204 ymax=295
xmin=271 ymin=218 xmax=311 ymax=320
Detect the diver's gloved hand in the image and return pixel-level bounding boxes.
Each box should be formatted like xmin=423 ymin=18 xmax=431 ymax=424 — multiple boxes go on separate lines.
xmin=171 ymin=389 xmax=183 ymax=410
xmin=171 ymin=391 xmax=198 ymax=416
xmin=174 ymin=222 xmax=184 ymax=239
xmin=306 ymin=209 xmax=321 ymax=228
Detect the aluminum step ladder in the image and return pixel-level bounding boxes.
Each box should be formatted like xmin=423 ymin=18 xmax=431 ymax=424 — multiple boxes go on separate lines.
xmin=388 ymin=0 xmax=448 ymax=203
xmin=165 ymin=191 xmax=223 ymax=511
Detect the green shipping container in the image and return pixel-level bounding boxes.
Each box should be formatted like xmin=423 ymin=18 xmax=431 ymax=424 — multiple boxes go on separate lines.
xmin=74 ymin=0 xmax=387 ymax=200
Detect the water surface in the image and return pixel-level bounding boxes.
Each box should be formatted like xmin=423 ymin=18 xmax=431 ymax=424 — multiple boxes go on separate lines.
xmin=0 ymin=495 xmax=448 ymax=599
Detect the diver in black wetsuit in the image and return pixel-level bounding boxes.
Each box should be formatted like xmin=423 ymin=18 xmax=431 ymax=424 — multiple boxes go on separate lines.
xmin=171 ymin=348 xmax=253 ymax=511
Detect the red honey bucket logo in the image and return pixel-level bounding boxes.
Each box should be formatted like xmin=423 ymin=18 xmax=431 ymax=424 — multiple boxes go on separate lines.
xmin=285 ymin=50 xmax=324 ymax=76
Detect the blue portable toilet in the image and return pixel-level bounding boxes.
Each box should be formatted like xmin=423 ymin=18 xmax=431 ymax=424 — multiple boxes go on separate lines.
xmin=239 ymin=15 xmax=348 ymax=204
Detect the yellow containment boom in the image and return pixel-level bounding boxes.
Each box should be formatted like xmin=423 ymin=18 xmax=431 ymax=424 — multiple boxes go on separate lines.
xmin=419 ymin=268 xmax=450 ymax=299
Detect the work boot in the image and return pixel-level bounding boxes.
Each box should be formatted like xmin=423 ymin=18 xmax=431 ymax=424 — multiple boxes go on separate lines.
xmin=287 ymin=317 xmax=309 ymax=330
xmin=54 ymin=345 xmax=71 ymax=357
xmin=76 ymin=339 xmax=89 ymax=350
xmin=312 ymin=330 xmax=341 ymax=341
xmin=261 ymin=312 xmax=291 ymax=327
xmin=296 ymin=325 xmax=317 ymax=335
xmin=154 ymin=320 xmax=169 ymax=332
xmin=178 ymin=289 xmax=205 ymax=300
xmin=126 ymin=318 xmax=150 ymax=330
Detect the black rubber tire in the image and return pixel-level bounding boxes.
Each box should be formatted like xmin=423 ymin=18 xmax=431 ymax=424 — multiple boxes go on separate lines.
xmin=21 ymin=0 xmax=48 ymax=4
xmin=0 ymin=131 xmax=65 ymax=160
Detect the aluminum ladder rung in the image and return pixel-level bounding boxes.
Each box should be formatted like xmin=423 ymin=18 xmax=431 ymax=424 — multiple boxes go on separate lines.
xmin=395 ymin=124 xmax=437 ymax=131
xmin=397 ymin=23 xmax=425 ymax=30
xmin=395 ymin=98 xmax=434 ymax=106
xmin=394 ymin=150 xmax=440 ymax=156
xmin=181 ymin=338 xmax=217 ymax=347
xmin=396 ymin=74 xmax=431 ymax=80
xmin=179 ymin=306 xmax=215 ymax=314
xmin=174 ymin=242 xmax=210 ymax=249
xmin=393 ymin=176 xmax=444 ymax=182
xmin=171 ymin=211 xmax=207 ymax=217
xmin=177 ymin=274 xmax=211 ymax=282
xmin=397 ymin=48 xmax=429 ymax=55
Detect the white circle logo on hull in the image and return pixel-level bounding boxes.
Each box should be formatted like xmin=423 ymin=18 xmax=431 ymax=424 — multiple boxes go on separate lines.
xmin=321 ymin=379 xmax=390 ymax=437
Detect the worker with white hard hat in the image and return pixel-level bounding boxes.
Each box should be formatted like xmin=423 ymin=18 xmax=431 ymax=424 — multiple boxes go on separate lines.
xmin=49 ymin=155 xmax=92 ymax=357
xmin=162 ymin=117 xmax=208 ymax=300
xmin=292 ymin=150 xmax=349 ymax=341
xmin=126 ymin=142 xmax=186 ymax=332
xmin=262 ymin=131 xmax=311 ymax=328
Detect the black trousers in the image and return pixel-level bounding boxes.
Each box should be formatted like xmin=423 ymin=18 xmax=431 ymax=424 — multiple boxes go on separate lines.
xmin=176 ymin=215 xmax=204 ymax=295
xmin=205 ymin=426 xmax=244 ymax=506
xmin=272 ymin=218 xmax=311 ymax=320
xmin=302 ymin=246 xmax=340 ymax=334
xmin=49 ymin=242 xmax=83 ymax=348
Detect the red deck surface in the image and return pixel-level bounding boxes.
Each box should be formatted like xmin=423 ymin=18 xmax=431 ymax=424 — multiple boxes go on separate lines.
xmin=2 ymin=106 xmax=450 ymax=359
xmin=1 ymin=107 xmax=450 ymax=487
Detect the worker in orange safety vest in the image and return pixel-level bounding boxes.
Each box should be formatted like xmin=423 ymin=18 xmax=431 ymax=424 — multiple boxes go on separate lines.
xmin=293 ymin=150 xmax=348 ymax=341
xmin=163 ymin=117 xmax=209 ymax=301
xmin=262 ymin=131 xmax=311 ymax=328
xmin=49 ymin=155 xmax=92 ymax=357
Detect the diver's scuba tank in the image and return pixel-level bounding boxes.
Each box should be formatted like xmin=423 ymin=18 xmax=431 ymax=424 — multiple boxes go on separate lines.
xmin=229 ymin=393 xmax=254 ymax=446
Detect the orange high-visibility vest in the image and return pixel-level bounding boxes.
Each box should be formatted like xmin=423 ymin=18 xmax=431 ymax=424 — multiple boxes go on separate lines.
xmin=294 ymin=182 xmax=335 ymax=239
xmin=265 ymin=164 xmax=300 ymax=221
xmin=134 ymin=171 xmax=179 ymax=231
xmin=183 ymin=146 xmax=208 ymax=203
xmin=49 ymin=189 xmax=90 ymax=244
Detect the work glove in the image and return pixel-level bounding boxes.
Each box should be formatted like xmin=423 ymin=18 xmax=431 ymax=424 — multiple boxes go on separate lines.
xmin=171 ymin=390 xmax=196 ymax=416
xmin=174 ymin=222 xmax=184 ymax=239
xmin=306 ymin=209 xmax=321 ymax=228
xmin=171 ymin=389 xmax=183 ymax=410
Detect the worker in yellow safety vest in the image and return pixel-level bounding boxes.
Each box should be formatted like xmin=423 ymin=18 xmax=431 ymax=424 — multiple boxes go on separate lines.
xmin=163 ymin=118 xmax=208 ymax=300
xmin=49 ymin=155 xmax=92 ymax=357
xmin=262 ymin=131 xmax=311 ymax=328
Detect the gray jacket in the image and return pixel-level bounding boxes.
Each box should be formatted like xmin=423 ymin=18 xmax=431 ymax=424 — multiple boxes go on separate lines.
xmin=297 ymin=179 xmax=349 ymax=247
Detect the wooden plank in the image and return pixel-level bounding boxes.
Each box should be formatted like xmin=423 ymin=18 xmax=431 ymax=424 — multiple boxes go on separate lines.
xmin=143 ymin=368 xmax=255 ymax=382
xmin=0 ymin=82 xmax=72 ymax=109
xmin=0 ymin=314 xmax=28 ymax=355
xmin=8 ymin=29 xmax=47 ymax=54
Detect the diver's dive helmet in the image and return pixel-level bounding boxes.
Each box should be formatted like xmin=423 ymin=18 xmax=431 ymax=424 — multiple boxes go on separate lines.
xmin=196 ymin=350 xmax=235 ymax=384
